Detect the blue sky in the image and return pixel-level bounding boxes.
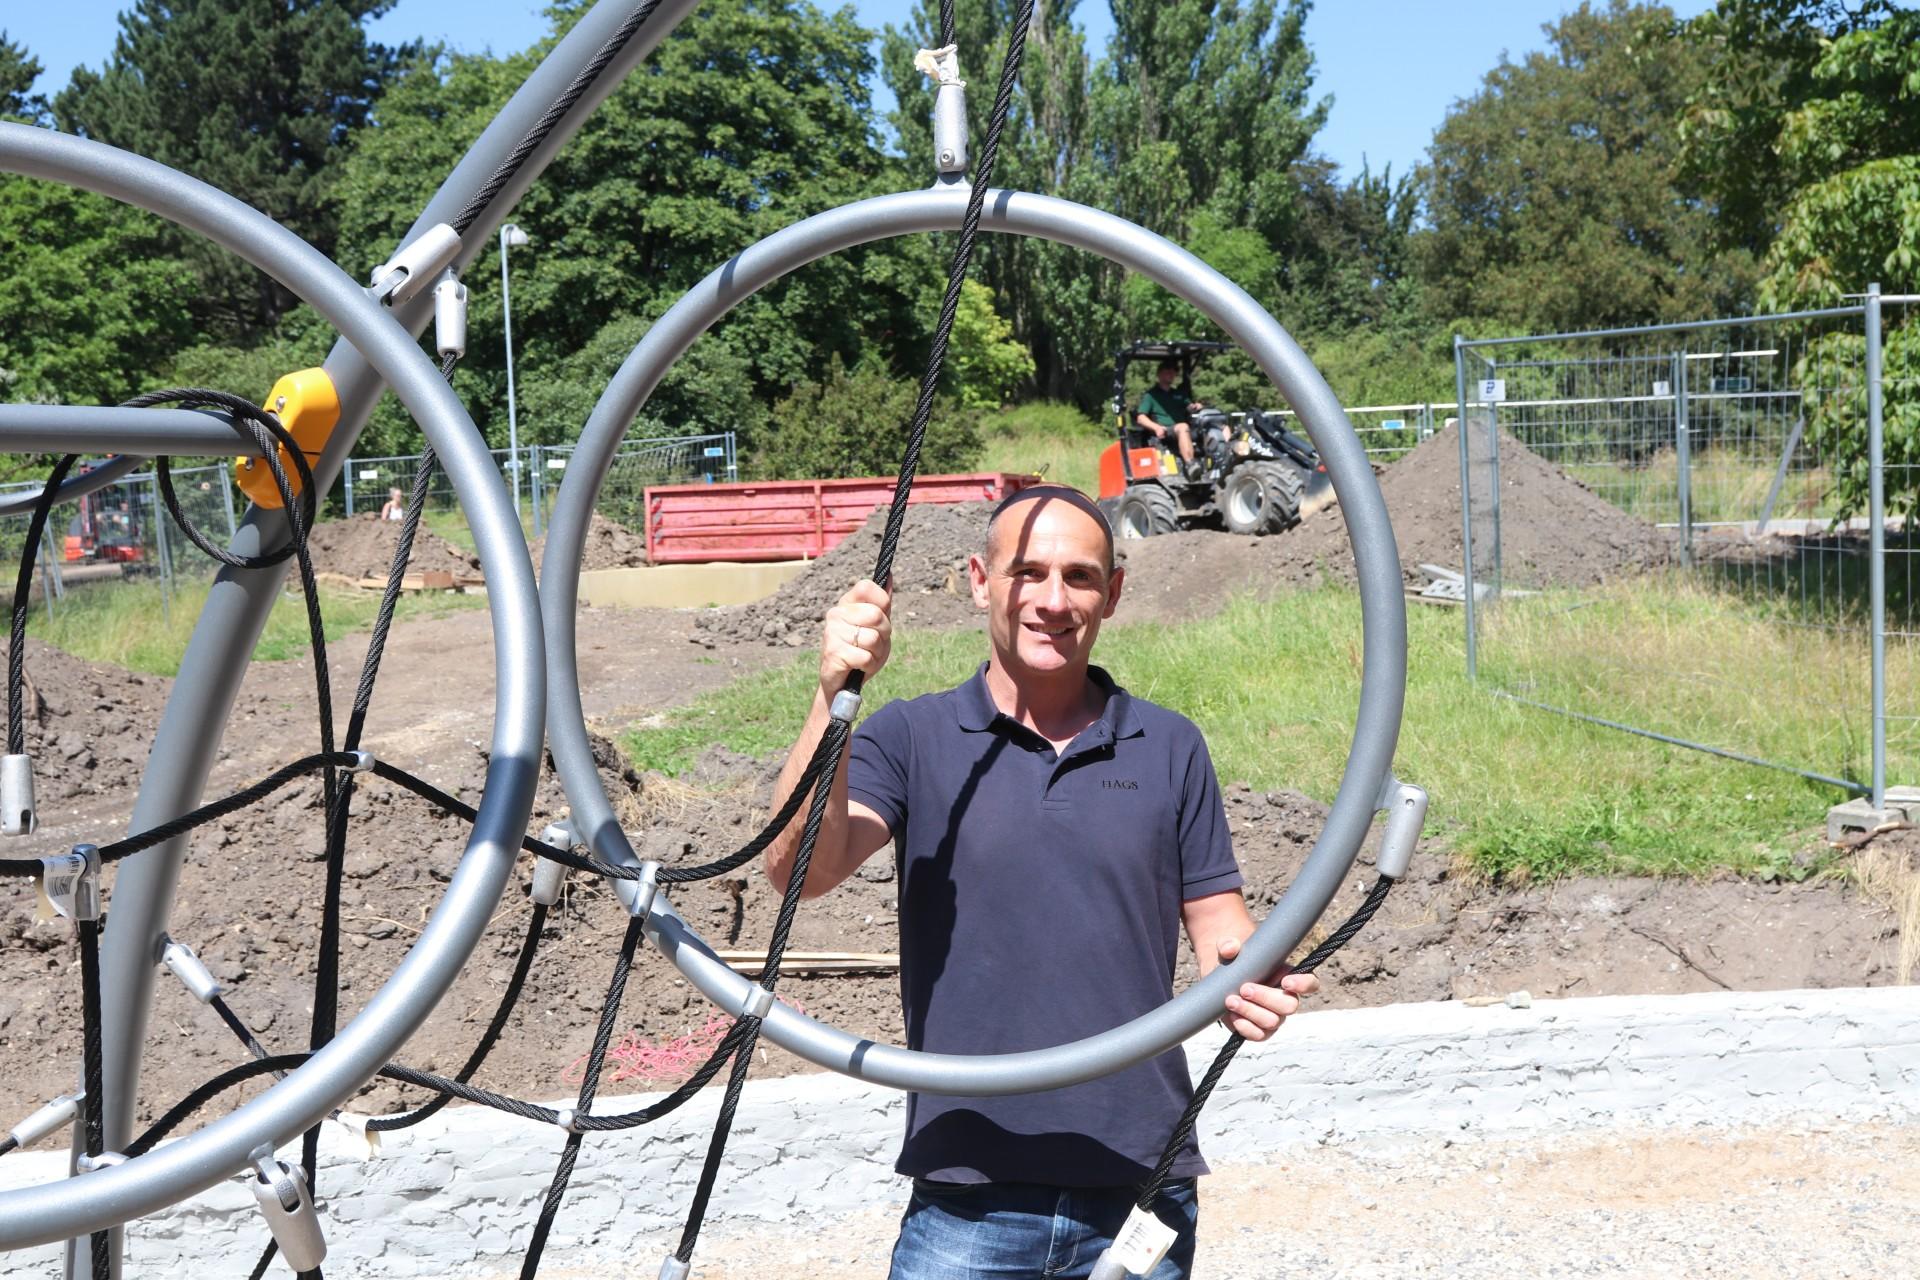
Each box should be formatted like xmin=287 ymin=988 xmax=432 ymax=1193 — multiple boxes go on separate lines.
xmin=10 ymin=0 xmax=1718 ymax=182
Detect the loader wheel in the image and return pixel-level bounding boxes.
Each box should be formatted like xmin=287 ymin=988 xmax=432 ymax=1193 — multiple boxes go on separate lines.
xmin=1114 ymin=484 xmax=1179 ymax=539
xmin=1222 ymin=461 xmax=1304 ymax=535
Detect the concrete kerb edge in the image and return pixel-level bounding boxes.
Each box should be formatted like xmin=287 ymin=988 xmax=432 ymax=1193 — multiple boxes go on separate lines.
xmin=3 ymin=985 xmax=1914 ymax=1275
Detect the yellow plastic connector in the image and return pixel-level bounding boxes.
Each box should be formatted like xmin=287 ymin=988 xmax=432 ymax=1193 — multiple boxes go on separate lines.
xmin=234 ymin=368 xmax=341 ymax=509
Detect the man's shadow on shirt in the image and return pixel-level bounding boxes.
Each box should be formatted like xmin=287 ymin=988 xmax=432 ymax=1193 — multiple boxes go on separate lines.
xmin=894 ymin=734 xmax=1008 ymax=1044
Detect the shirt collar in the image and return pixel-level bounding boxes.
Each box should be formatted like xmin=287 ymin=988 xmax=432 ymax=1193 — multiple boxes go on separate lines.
xmin=954 ymin=662 xmax=1144 ymax=741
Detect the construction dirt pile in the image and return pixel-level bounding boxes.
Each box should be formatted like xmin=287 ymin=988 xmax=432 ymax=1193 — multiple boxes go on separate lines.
xmin=695 ymin=425 xmax=1672 ymax=649
xmin=531 ymin=511 xmax=650 ymax=573
xmin=1289 ymin=422 xmax=1677 ymax=589
xmin=0 ymin=643 xmax=167 ymax=824
xmin=302 ymin=514 xmax=482 ymax=583
xmin=693 ymin=503 xmax=989 ymax=646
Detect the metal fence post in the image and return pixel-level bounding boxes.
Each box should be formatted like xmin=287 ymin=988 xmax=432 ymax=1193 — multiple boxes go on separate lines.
xmin=343 ymin=455 xmax=355 ymax=517
xmin=530 ymin=446 xmax=544 ymax=539
xmin=1867 ymin=282 xmax=1887 ymax=808
xmin=1454 ymin=336 xmax=1478 ymax=681
xmin=1673 ymin=352 xmax=1693 ymax=567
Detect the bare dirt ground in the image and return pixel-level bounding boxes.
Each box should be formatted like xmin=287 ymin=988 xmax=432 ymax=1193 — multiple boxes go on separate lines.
xmin=612 ymin=1120 xmax=1919 ymax=1279
xmin=0 ymin=428 xmax=1910 ymax=1148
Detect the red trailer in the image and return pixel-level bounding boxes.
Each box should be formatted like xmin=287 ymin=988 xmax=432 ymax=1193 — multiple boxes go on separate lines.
xmin=643 ymin=472 xmax=1039 ymax=564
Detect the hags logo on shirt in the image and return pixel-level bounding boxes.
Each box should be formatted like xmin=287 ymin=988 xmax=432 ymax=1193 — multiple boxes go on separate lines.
xmin=1102 ymin=779 xmax=1140 ymax=790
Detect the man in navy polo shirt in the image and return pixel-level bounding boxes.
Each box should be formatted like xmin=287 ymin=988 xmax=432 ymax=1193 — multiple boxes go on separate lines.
xmin=762 ymin=485 xmax=1315 ymax=1279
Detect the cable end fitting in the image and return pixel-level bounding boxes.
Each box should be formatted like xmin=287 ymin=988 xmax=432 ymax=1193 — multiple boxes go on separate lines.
xmin=250 ymin=1149 xmax=328 ymax=1272
xmin=628 ymin=860 xmax=662 ymax=921
xmin=433 ymin=270 xmax=469 ymax=359
xmin=553 ymin=1107 xmax=580 ymax=1134
xmin=347 ymin=749 xmax=377 ymax=774
xmin=2 ymin=753 xmax=36 ymax=835
xmin=829 ymin=689 xmax=862 ymax=724
xmin=531 ymin=822 xmax=575 ymax=907
xmin=1374 ymin=780 xmax=1428 ymax=881
xmin=161 ymin=936 xmax=223 ymax=1004
xmin=8 ymin=1090 xmax=82 ymax=1148
xmin=76 ymin=1150 xmax=127 ymax=1173
xmin=368 ymin=223 xmax=462 ymax=306
xmin=657 ymin=1254 xmax=692 ymax=1280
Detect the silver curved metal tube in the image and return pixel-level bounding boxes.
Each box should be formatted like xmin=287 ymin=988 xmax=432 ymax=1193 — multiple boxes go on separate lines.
xmin=0 ymin=125 xmax=543 ymax=1248
xmin=0 ymin=456 xmax=146 ymax=518
xmin=540 ymin=185 xmax=1408 ymax=1095
xmin=0 ymin=405 xmax=271 ymax=457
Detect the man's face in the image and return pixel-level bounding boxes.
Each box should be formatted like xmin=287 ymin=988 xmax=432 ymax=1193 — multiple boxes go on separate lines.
xmin=1156 ymin=365 xmax=1178 ymax=389
xmin=968 ymin=500 xmax=1124 ymax=679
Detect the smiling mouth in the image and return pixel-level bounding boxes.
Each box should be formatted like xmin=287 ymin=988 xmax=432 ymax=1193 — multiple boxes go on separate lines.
xmin=1022 ymin=621 xmax=1077 ymax=639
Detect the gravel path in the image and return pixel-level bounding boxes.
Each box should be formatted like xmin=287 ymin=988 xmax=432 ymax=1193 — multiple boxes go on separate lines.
xmin=509 ymin=1120 xmax=1918 ymax=1279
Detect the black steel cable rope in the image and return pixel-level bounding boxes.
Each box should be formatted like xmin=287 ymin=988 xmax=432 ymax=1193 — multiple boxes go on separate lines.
xmin=517 ymin=914 xmax=646 ymax=1280
xmin=78 ymin=915 xmax=110 ymax=1280
xmin=367 ymin=901 xmax=547 ymax=1134
xmin=449 ymin=1 xmax=663 ymax=236
xmin=8 ymin=452 xmax=78 ymax=757
xmin=1130 ymin=876 xmax=1398 ymax=1210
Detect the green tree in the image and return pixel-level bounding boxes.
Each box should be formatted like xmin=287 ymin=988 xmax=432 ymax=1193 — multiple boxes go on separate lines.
xmin=55 ymin=0 xmax=412 ymax=339
xmin=756 ymin=355 xmax=982 ymax=479
xmin=336 ymin=0 xmax=925 ymax=460
xmin=1 ymin=31 xmax=48 ymax=123
xmin=948 ymin=280 xmax=1036 ymax=409
xmin=1677 ymin=3 xmax=1920 ymax=517
xmin=0 ymin=174 xmax=197 ymax=406
xmin=1417 ymin=0 xmax=1754 ymax=336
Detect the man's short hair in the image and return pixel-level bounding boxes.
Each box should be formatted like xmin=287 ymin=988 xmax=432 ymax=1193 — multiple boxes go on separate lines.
xmin=985 ymin=485 xmax=1116 ymax=572
xmin=1157 ymin=359 xmax=1179 ymax=374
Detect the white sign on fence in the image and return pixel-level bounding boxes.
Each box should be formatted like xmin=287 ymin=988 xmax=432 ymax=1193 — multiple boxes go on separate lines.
xmin=1652 ymin=380 xmax=1671 ymax=397
xmin=358 ymin=470 xmax=378 ymax=480
xmin=703 ymin=446 xmax=727 ymax=458
xmin=1478 ymin=379 xmax=1507 ymax=403
xmin=1382 ymin=418 xmax=1406 ymax=431
xmin=547 ymin=458 xmax=567 ymax=469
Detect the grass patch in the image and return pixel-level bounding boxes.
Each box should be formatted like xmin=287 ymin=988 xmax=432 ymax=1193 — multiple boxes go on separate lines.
xmin=978 ymin=401 xmax=1110 ymax=496
xmin=28 ymin=574 xmax=486 ymax=676
xmin=623 ymin=582 xmax=1846 ymax=880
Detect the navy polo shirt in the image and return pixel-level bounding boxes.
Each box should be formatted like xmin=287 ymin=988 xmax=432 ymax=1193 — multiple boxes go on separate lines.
xmin=846 ymin=662 xmax=1243 ymax=1187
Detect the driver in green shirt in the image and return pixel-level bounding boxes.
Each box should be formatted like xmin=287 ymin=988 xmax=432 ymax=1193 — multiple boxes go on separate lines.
xmin=1134 ymin=360 xmax=1203 ymax=473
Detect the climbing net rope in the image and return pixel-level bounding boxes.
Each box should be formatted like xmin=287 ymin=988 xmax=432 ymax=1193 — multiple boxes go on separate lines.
xmin=0 ymin=2 xmax=1419 ymax=1277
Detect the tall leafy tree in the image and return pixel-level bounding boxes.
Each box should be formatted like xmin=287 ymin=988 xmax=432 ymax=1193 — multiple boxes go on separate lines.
xmin=0 ymin=33 xmax=196 ymax=411
xmin=1677 ymin=1 xmax=1920 ymax=516
xmin=334 ymin=0 xmax=927 ymax=459
xmin=1417 ymin=0 xmax=1754 ymax=336
xmin=54 ymin=0 xmax=412 ymax=339
xmin=1 ymin=31 xmax=48 ymax=123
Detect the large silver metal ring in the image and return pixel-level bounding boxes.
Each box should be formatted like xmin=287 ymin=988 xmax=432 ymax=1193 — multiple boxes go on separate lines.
xmin=541 ymin=185 xmax=1407 ymax=1096
xmin=0 ymin=123 xmax=544 ymax=1246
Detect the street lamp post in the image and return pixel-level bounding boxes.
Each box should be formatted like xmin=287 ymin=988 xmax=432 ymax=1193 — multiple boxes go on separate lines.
xmin=499 ymin=222 xmax=531 ymax=512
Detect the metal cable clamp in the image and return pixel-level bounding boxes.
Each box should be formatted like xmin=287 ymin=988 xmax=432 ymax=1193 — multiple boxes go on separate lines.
xmin=532 ymin=821 xmax=576 ymax=906
xmin=7 ymin=1091 xmax=82 ymax=1149
xmin=248 ymin=1147 xmax=327 ymax=1273
xmin=161 ymin=936 xmax=223 ymax=1004
xmin=1372 ymin=778 xmax=1429 ymax=881
xmin=367 ymin=223 xmax=462 ymax=306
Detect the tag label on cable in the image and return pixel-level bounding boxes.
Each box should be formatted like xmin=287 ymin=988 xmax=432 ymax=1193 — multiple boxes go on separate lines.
xmin=38 ymin=852 xmax=91 ymax=921
xmin=1109 ymin=1204 xmax=1178 ymax=1276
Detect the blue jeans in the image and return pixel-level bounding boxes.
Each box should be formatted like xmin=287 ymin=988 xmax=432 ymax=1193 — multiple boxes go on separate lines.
xmin=888 ymin=1178 xmax=1199 ymax=1279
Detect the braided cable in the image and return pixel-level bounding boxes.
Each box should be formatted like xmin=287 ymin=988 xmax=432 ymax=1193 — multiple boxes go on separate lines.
xmin=8 ymin=453 xmax=77 ymax=756
xmin=78 ymin=915 xmax=110 ymax=1280
xmin=518 ymin=914 xmax=646 ymax=1280
xmin=1133 ymin=876 xmax=1397 ymax=1208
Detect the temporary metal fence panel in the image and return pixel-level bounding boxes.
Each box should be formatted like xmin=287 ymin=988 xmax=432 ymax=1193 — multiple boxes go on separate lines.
xmin=528 ymin=432 xmax=735 ymax=536
xmin=1264 ymin=401 xmax=1441 ymax=461
xmin=0 ymin=463 xmax=239 ymax=624
xmin=1456 ymin=293 xmax=1916 ymax=802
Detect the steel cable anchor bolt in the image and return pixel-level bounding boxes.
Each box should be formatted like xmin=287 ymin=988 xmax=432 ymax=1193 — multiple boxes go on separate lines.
xmin=532 ymin=821 xmax=576 ymax=907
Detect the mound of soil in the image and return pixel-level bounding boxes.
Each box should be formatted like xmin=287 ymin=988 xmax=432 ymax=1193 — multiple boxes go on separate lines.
xmin=532 ymin=511 xmax=650 ymax=574
xmin=302 ymin=514 xmax=481 ymax=582
xmin=1290 ymin=423 xmax=1678 ymax=589
xmin=0 ymin=643 xmax=167 ymax=828
xmin=694 ymin=503 xmax=990 ymax=646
